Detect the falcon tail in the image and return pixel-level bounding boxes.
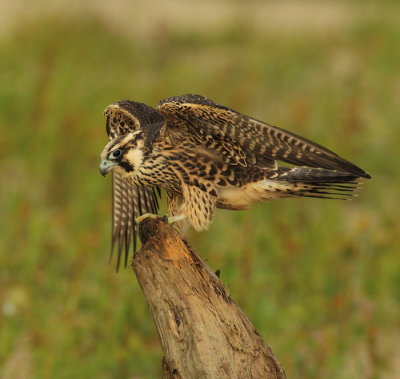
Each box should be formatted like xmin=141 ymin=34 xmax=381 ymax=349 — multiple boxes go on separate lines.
xmin=265 ymin=167 xmax=364 ymax=200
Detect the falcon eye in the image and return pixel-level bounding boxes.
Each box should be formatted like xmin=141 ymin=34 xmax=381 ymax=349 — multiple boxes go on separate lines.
xmin=109 ymin=149 xmax=122 ymax=160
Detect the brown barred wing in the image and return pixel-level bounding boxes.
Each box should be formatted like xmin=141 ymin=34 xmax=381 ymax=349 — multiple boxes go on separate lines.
xmin=111 ymin=173 xmax=160 ymax=270
xmin=157 ymin=94 xmax=371 ymax=179
xmin=104 ymin=100 xmax=163 ymax=270
xmin=104 ymin=100 xmax=164 ymax=139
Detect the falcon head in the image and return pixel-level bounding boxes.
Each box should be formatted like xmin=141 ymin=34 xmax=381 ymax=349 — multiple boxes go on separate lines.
xmin=99 ymin=131 xmax=145 ymax=177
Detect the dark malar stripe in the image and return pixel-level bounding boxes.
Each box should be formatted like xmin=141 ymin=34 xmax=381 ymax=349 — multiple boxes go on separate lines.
xmin=119 ymin=160 xmax=134 ymax=172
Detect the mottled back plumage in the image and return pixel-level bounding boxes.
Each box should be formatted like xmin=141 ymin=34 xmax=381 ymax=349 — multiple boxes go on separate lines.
xmin=100 ymin=94 xmax=371 ymax=270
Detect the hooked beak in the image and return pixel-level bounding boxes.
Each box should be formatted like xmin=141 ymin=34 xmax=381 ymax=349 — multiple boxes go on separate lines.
xmin=99 ymin=159 xmax=116 ymax=177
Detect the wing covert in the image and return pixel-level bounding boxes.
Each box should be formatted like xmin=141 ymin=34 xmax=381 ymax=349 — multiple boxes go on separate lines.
xmin=157 ymin=94 xmax=370 ymax=178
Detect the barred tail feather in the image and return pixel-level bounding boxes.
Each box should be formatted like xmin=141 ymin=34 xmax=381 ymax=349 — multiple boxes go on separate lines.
xmin=269 ymin=167 xmax=363 ymax=200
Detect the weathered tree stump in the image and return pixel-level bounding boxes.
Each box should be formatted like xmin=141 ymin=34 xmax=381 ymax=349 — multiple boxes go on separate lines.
xmin=132 ymin=217 xmax=286 ymax=379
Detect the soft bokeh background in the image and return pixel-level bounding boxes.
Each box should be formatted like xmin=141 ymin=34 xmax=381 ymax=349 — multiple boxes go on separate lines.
xmin=1 ymin=1 xmax=399 ymax=378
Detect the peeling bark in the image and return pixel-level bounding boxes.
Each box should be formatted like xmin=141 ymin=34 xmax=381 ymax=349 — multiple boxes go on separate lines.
xmin=132 ymin=217 xmax=286 ymax=379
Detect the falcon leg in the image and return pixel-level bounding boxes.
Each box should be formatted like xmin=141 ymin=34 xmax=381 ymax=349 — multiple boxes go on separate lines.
xmin=166 ymin=214 xmax=188 ymax=234
xmin=136 ymin=213 xmax=187 ymax=226
xmin=167 ymin=214 xmax=187 ymax=224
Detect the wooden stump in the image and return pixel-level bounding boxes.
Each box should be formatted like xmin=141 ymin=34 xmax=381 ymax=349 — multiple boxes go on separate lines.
xmin=132 ymin=217 xmax=286 ymax=379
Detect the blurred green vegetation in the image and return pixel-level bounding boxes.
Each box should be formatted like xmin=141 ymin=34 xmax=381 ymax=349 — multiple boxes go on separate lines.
xmin=1 ymin=3 xmax=399 ymax=378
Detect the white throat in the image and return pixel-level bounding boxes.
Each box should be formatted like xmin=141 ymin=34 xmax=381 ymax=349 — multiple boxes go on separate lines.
xmin=125 ymin=148 xmax=143 ymax=173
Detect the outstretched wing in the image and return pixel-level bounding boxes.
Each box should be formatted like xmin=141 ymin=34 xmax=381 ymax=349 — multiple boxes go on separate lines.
xmin=104 ymin=101 xmax=162 ymax=270
xmin=157 ymin=94 xmax=371 ymax=178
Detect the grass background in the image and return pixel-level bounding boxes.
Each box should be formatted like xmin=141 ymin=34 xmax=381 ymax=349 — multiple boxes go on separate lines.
xmin=0 ymin=1 xmax=399 ymax=378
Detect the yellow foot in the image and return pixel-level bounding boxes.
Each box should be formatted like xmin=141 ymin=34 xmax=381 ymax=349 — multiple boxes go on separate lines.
xmin=167 ymin=214 xmax=186 ymax=224
xmin=135 ymin=213 xmax=158 ymax=224
xmin=166 ymin=214 xmax=187 ymax=233
xmin=135 ymin=213 xmax=187 ymax=228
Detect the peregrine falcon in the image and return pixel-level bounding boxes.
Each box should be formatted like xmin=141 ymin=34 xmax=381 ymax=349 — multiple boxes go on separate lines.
xmin=99 ymin=94 xmax=371 ymax=269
